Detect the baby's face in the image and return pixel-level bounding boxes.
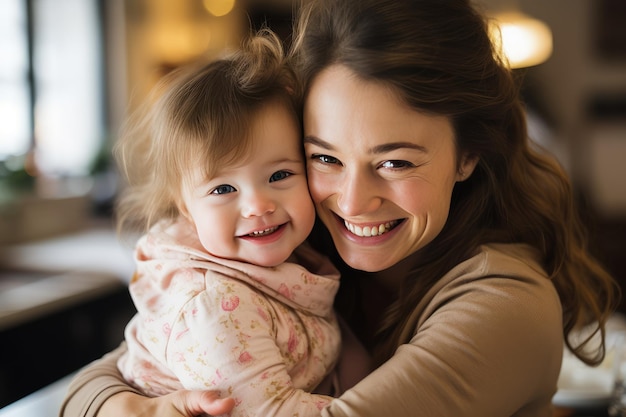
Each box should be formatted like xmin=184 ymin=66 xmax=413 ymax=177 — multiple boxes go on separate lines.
xmin=181 ymin=101 xmax=315 ymax=267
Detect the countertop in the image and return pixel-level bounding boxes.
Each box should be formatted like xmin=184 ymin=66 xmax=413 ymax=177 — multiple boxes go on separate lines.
xmin=0 ymin=225 xmax=136 ymax=331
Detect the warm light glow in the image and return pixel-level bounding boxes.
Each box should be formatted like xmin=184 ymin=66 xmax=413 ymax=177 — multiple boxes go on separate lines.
xmin=203 ymin=0 xmax=236 ymax=17
xmin=490 ymin=12 xmax=553 ymax=69
xmin=150 ymin=23 xmax=211 ymax=63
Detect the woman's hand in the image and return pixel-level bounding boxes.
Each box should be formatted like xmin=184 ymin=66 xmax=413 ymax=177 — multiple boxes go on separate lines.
xmin=98 ymin=390 xmax=235 ymax=417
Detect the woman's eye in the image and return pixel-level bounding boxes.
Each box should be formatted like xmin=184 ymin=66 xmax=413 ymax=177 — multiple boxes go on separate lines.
xmin=311 ymin=154 xmax=340 ymax=165
xmin=380 ymin=160 xmax=415 ymax=169
xmin=209 ymin=184 xmax=236 ymax=195
xmin=269 ymin=170 xmax=292 ymax=182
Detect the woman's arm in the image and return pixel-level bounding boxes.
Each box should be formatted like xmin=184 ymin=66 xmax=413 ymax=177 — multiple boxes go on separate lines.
xmin=59 ymin=342 xmax=235 ymax=417
xmin=59 ymin=342 xmax=140 ymax=417
xmin=321 ymin=273 xmax=563 ymax=417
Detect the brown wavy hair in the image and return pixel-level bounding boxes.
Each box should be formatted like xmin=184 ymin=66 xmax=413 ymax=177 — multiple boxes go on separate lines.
xmin=114 ymin=29 xmax=301 ymax=234
xmin=291 ymin=0 xmax=619 ymax=366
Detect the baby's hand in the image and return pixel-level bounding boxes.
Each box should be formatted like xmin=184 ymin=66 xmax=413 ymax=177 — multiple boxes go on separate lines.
xmin=97 ymin=390 xmax=235 ymax=417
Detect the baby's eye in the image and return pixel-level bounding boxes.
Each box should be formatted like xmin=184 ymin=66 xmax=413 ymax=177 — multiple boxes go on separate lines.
xmin=269 ymin=170 xmax=292 ymax=182
xmin=311 ymin=154 xmax=341 ymax=165
xmin=210 ymin=184 xmax=236 ymax=195
xmin=380 ymin=160 xmax=415 ymax=169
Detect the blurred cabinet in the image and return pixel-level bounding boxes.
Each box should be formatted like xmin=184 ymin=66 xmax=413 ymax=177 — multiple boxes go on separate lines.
xmin=0 ymin=271 xmax=135 ymax=408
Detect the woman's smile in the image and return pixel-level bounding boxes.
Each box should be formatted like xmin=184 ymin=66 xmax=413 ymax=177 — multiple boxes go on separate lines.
xmin=343 ymin=219 xmax=402 ymax=237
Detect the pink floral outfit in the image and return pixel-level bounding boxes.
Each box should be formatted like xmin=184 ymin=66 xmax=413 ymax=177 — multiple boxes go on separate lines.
xmin=118 ymin=218 xmax=341 ymax=416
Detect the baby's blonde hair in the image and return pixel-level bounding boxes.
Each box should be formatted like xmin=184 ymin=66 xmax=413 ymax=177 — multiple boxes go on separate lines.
xmin=114 ymin=29 xmax=300 ymax=234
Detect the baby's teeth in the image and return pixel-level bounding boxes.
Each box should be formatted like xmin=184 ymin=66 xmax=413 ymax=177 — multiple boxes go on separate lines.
xmin=250 ymin=226 xmax=277 ymax=236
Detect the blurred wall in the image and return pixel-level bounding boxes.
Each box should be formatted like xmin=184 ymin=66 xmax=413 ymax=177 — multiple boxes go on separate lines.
xmin=479 ymin=0 xmax=626 ymax=219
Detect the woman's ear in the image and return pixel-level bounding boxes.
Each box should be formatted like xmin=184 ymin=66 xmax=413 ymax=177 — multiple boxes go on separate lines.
xmin=456 ymin=153 xmax=479 ymax=182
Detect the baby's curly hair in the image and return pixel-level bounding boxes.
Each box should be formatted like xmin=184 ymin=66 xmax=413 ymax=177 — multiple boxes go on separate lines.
xmin=114 ymin=29 xmax=300 ymax=235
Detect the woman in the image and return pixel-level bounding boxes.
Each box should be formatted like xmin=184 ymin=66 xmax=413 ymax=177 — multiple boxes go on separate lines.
xmin=60 ymin=0 xmax=618 ymax=416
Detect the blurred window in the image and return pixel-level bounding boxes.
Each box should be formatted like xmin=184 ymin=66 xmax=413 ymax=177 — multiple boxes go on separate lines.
xmin=0 ymin=0 xmax=31 ymax=159
xmin=0 ymin=0 xmax=104 ymax=177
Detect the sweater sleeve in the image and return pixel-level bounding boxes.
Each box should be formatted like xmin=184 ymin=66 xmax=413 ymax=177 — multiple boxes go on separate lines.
xmin=320 ymin=272 xmax=563 ymax=417
xmin=59 ymin=342 xmax=143 ymax=417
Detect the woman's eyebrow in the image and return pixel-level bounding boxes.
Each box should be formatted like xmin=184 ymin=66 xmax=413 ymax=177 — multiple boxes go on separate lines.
xmin=371 ymin=142 xmax=428 ymax=154
xmin=304 ymin=135 xmax=427 ymax=154
xmin=303 ymin=135 xmax=334 ymax=150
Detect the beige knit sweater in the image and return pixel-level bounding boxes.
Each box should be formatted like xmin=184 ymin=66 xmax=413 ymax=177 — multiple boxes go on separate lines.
xmin=60 ymin=243 xmax=563 ymax=417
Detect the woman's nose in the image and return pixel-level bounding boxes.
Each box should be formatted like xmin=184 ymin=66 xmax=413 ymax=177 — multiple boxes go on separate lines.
xmin=241 ymin=190 xmax=276 ymax=218
xmin=336 ymin=172 xmax=382 ymax=216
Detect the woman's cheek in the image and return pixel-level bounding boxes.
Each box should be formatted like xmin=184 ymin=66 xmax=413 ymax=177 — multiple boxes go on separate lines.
xmin=306 ymin=170 xmax=329 ymax=205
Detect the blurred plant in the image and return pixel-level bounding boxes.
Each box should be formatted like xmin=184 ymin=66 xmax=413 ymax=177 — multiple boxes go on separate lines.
xmin=0 ymin=154 xmax=36 ymax=204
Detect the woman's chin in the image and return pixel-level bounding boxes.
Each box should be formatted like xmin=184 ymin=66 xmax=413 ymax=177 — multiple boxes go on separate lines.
xmin=337 ymin=248 xmax=394 ymax=272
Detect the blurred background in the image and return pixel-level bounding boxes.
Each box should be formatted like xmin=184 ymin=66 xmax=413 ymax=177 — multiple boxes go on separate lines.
xmin=0 ymin=0 xmax=625 ymax=410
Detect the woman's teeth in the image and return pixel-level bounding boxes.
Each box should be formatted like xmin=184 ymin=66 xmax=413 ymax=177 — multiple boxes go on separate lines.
xmin=248 ymin=226 xmax=279 ymax=237
xmin=343 ymin=220 xmax=399 ymax=237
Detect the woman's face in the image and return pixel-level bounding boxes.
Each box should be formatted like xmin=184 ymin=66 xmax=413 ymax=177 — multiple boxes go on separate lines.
xmin=304 ymin=65 xmax=476 ymax=273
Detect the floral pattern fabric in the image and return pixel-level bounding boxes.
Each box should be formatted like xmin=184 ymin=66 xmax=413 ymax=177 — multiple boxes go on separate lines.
xmin=118 ymin=218 xmax=341 ymax=417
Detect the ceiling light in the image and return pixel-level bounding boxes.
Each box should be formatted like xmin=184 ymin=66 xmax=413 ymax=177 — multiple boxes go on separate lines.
xmin=489 ymin=11 xmax=553 ymax=69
